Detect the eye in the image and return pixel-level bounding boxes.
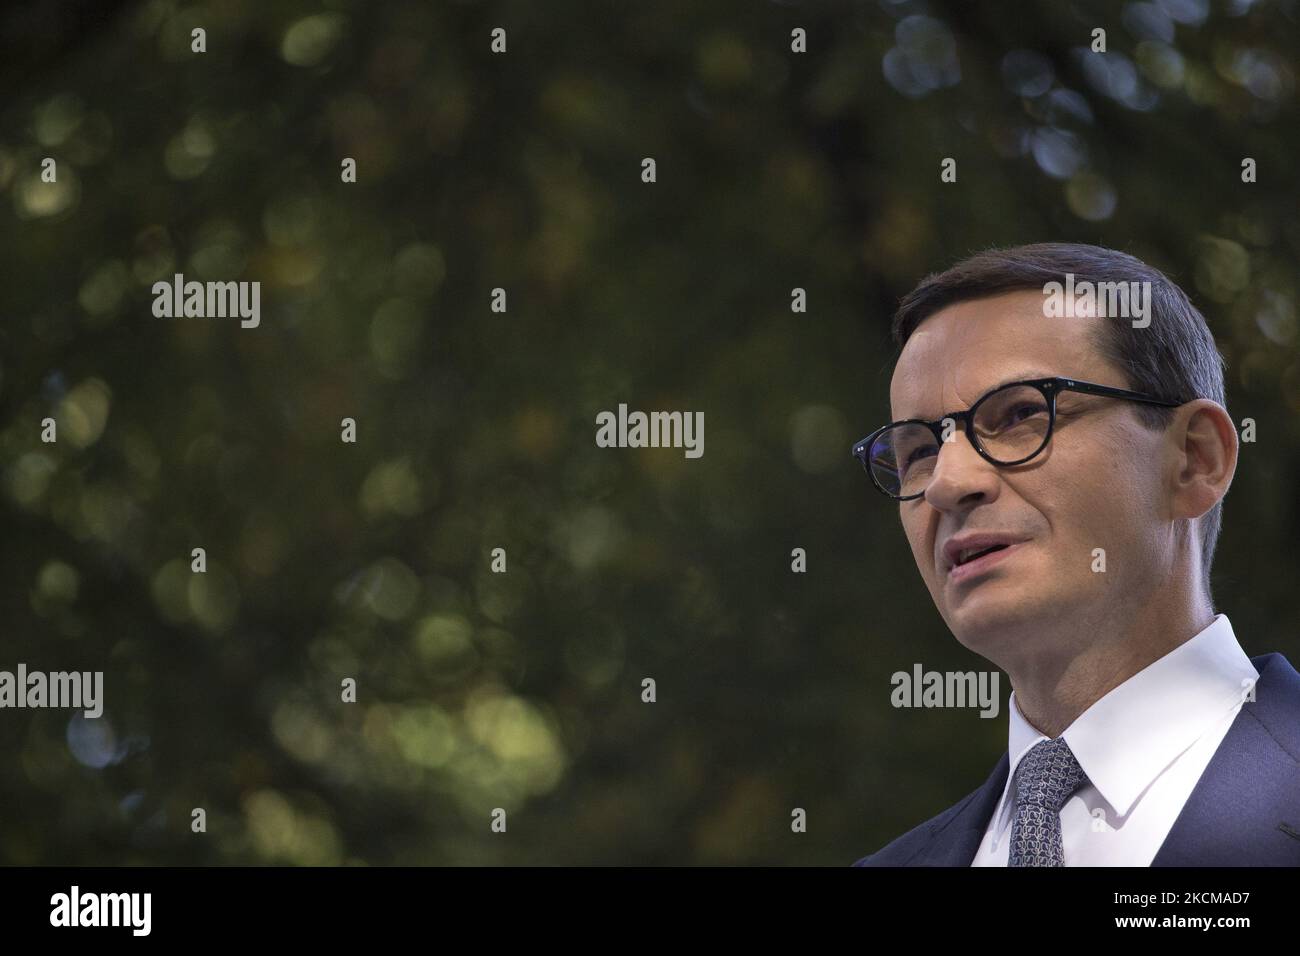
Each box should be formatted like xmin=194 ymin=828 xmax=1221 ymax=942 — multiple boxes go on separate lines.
xmin=1006 ymin=402 xmax=1043 ymax=425
xmin=905 ymin=444 xmax=937 ymax=467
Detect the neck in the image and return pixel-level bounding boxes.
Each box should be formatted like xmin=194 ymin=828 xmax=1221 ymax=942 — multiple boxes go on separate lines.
xmin=1007 ymin=585 xmax=1216 ymax=739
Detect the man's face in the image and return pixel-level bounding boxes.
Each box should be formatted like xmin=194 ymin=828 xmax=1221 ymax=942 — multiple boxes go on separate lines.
xmin=889 ymin=290 xmax=1172 ymax=661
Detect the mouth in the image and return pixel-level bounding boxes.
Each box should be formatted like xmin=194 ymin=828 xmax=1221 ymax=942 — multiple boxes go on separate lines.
xmin=946 ymin=542 xmax=1021 ymax=583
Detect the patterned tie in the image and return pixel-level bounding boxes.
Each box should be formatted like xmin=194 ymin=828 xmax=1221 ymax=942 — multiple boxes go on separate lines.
xmin=1008 ymin=736 xmax=1089 ymax=866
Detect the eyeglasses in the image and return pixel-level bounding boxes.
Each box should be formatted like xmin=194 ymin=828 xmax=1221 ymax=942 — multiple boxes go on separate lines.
xmin=852 ymin=376 xmax=1184 ymax=500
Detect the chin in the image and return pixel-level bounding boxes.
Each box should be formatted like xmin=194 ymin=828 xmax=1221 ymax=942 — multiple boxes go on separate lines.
xmin=942 ymin=587 xmax=1041 ymax=649
xmin=947 ymin=618 xmax=1004 ymax=655
xmin=946 ymin=595 xmax=1024 ymax=647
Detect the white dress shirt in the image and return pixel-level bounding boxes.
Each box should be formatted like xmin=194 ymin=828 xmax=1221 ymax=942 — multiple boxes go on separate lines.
xmin=971 ymin=613 xmax=1259 ymax=866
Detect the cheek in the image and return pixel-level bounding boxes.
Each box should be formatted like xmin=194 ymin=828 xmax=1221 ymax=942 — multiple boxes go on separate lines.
xmin=1053 ymin=429 xmax=1161 ymax=544
xmin=901 ymin=510 xmax=933 ymax=572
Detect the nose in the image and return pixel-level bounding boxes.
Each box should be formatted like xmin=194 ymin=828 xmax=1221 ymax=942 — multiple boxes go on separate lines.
xmin=922 ymin=428 xmax=1002 ymax=512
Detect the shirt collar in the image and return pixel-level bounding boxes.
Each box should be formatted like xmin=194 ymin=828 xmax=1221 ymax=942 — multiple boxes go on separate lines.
xmin=991 ymin=613 xmax=1258 ymax=825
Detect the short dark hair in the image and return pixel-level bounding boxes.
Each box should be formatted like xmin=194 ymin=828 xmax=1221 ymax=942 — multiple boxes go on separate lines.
xmin=890 ymin=242 xmax=1228 ymax=605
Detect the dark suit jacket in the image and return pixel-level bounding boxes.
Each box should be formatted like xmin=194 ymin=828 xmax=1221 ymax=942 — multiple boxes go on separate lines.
xmin=852 ymin=651 xmax=1300 ymax=866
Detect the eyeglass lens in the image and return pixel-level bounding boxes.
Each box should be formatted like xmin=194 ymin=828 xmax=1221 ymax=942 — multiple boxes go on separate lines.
xmin=867 ymin=384 xmax=1052 ymax=497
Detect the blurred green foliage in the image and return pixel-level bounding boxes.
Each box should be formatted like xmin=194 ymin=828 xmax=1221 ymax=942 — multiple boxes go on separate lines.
xmin=0 ymin=0 xmax=1297 ymax=864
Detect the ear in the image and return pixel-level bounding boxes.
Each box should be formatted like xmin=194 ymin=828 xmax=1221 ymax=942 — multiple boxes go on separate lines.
xmin=1170 ymin=400 xmax=1237 ymax=521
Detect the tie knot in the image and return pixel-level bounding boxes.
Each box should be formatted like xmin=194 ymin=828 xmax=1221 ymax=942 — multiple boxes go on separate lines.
xmin=1014 ymin=737 xmax=1088 ymax=812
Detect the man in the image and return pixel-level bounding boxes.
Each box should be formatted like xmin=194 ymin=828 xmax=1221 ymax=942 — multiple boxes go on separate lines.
xmin=850 ymin=243 xmax=1300 ymax=866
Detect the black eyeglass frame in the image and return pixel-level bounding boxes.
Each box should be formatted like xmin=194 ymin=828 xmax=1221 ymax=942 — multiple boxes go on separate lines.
xmin=852 ymin=376 xmax=1185 ymax=501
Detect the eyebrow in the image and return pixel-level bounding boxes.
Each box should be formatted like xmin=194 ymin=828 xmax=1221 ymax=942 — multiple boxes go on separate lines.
xmin=895 ymin=369 xmax=1057 ymax=421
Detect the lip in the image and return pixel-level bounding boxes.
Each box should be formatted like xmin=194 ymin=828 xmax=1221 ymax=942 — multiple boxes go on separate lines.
xmin=942 ymin=533 xmax=1027 ymax=571
xmin=946 ymin=542 xmax=1023 ymax=584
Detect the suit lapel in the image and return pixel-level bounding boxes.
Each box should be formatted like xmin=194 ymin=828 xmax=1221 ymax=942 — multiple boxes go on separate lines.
xmin=910 ymin=652 xmax=1300 ymax=866
xmin=911 ymin=752 xmax=1009 ymax=865
xmin=1152 ymin=652 xmax=1300 ymax=866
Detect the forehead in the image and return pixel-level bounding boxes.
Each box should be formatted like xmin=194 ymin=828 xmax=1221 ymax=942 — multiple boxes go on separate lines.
xmin=889 ymin=289 xmax=1113 ymax=419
